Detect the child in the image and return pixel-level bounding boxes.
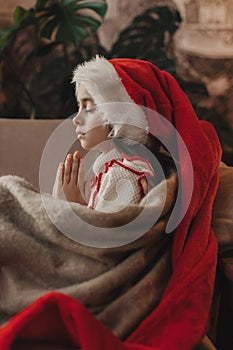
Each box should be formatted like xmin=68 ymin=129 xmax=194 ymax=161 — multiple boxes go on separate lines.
xmin=0 ymin=56 xmax=222 ymax=350
xmin=52 ymin=56 xmax=175 ymax=212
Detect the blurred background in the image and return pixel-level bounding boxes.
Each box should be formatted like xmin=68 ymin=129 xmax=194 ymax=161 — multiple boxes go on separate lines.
xmin=0 ymin=0 xmax=232 ymax=164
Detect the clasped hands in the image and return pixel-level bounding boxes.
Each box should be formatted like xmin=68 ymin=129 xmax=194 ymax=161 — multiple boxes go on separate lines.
xmin=52 ymin=151 xmax=87 ymax=205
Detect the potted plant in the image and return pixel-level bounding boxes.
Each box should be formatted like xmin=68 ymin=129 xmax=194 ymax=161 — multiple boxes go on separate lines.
xmin=0 ymin=0 xmax=107 ymax=118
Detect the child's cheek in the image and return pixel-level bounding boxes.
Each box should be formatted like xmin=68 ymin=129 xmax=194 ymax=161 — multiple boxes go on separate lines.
xmin=87 ymin=112 xmax=104 ymax=130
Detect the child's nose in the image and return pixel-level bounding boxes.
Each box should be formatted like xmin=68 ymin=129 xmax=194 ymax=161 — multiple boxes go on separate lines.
xmin=72 ymin=110 xmax=83 ymax=126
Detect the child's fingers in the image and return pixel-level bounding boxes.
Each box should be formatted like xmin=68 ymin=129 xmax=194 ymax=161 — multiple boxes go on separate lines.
xmin=55 ymin=162 xmax=64 ymax=184
xmin=52 ymin=163 xmax=64 ymax=197
xmin=64 ymin=154 xmax=73 ymax=183
xmin=71 ymin=151 xmax=80 ymax=184
xmin=78 ymin=157 xmax=85 ymax=184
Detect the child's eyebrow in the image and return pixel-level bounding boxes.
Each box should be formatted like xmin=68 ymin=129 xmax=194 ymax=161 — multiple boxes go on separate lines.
xmin=78 ymin=97 xmax=94 ymax=105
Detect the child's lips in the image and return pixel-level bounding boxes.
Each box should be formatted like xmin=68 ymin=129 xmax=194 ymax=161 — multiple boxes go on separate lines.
xmin=76 ymin=130 xmax=86 ymax=138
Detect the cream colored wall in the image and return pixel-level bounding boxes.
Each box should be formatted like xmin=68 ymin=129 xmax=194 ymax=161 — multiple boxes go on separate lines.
xmin=174 ymin=0 xmax=233 ymax=128
xmin=177 ymin=0 xmax=233 ymax=58
xmin=0 ymin=118 xmax=62 ymax=189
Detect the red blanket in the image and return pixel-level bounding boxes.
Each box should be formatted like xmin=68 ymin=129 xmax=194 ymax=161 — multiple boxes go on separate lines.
xmin=0 ymin=61 xmax=222 ymax=350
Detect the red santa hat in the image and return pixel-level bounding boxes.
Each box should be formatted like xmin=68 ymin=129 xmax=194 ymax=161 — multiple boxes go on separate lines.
xmin=72 ymin=55 xmax=151 ymax=144
xmin=72 ymin=55 xmax=186 ymax=148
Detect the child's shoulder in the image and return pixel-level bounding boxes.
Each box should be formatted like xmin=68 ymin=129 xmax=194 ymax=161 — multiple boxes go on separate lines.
xmin=106 ymin=154 xmax=154 ymax=177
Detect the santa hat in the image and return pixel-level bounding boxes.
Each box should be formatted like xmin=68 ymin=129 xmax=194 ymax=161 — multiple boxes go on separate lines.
xmin=72 ymin=56 xmax=152 ymax=144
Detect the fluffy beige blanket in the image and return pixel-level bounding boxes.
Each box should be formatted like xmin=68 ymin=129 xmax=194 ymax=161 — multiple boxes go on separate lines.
xmin=0 ymin=174 xmax=177 ymax=340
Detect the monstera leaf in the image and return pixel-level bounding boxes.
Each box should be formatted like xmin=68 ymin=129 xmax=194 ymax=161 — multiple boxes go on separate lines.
xmin=0 ymin=0 xmax=107 ymax=118
xmin=37 ymin=0 xmax=107 ymax=47
xmin=10 ymin=0 xmax=107 ymax=48
xmin=108 ymin=4 xmax=181 ymax=75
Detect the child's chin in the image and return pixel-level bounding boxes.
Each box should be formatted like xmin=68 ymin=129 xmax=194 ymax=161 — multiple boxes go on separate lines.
xmin=80 ymin=141 xmax=91 ymax=151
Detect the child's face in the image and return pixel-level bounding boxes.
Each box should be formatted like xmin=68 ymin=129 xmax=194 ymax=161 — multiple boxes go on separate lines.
xmin=73 ymin=85 xmax=109 ymax=151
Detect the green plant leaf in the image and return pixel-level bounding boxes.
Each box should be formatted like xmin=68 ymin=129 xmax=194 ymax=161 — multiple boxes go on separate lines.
xmin=0 ymin=26 xmax=19 ymax=57
xmin=36 ymin=42 xmax=61 ymax=56
xmin=74 ymin=1 xmax=107 ymax=19
xmin=108 ymin=3 xmax=182 ymax=76
xmin=74 ymin=14 xmax=101 ymax=31
xmin=35 ymin=0 xmax=47 ymax=11
xmin=13 ymin=6 xmax=37 ymax=27
xmin=40 ymin=18 xmax=58 ymax=39
xmin=63 ymin=0 xmax=81 ymax=7
xmin=13 ymin=6 xmax=28 ymax=24
xmin=38 ymin=1 xmax=107 ymax=46
xmin=56 ymin=24 xmax=88 ymax=47
xmin=1 ymin=0 xmax=107 ymax=118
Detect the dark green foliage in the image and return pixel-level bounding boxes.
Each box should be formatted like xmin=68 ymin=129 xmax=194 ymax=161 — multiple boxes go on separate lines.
xmin=104 ymin=4 xmax=181 ymax=76
xmin=0 ymin=0 xmax=107 ymax=118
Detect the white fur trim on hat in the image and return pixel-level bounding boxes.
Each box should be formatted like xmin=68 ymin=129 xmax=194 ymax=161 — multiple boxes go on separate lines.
xmin=72 ymin=56 xmax=149 ymax=144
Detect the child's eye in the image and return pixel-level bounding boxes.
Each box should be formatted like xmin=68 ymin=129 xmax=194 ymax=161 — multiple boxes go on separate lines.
xmin=85 ymin=105 xmax=97 ymax=113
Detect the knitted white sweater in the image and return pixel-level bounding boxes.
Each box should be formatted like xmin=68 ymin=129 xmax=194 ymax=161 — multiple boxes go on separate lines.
xmin=88 ymin=148 xmax=154 ymax=213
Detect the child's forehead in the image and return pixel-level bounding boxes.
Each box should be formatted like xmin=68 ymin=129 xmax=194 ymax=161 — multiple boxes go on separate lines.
xmin=77 ymin=84 xmax=94 ymax=102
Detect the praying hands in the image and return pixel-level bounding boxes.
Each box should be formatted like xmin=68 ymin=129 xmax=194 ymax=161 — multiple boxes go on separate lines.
xmin=52 ymin=151 xmax=87 ymax=205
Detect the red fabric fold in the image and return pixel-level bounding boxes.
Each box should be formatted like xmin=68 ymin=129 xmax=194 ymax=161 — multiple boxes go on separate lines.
xmin=0 ymin=59 xmax=222 ymax=350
